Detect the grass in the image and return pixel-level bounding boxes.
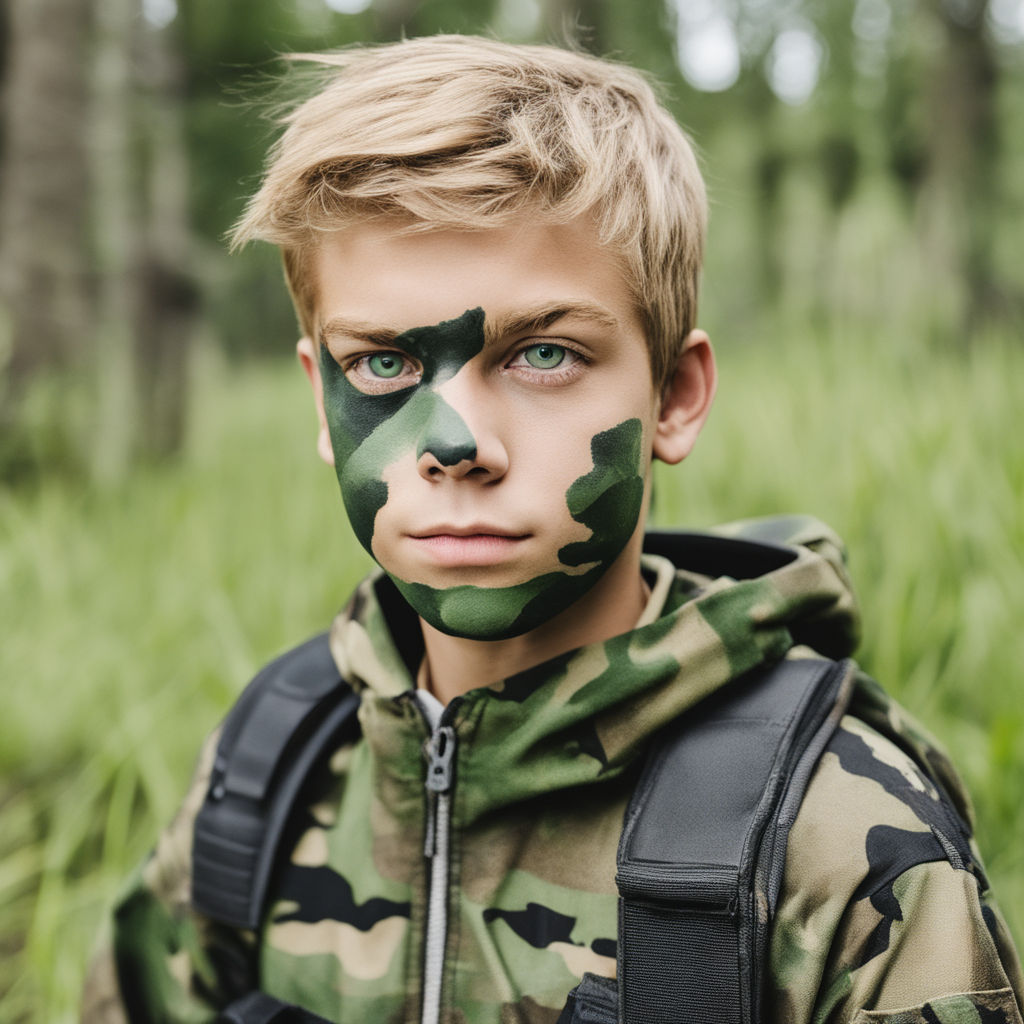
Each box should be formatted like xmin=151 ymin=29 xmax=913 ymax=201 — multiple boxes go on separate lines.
xmin=0 ymin=324 xmax=1021 ymax=1021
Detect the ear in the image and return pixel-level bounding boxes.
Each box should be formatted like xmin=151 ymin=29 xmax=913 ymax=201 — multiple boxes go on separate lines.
xmin=652 ymin=329 xmax=717 ymax=465
xmin=296 ymin=337 xmax=336 ymax=466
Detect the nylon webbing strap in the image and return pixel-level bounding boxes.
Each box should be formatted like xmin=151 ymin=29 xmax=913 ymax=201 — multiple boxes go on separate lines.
xmin=616 ymin=656 xmax=851 ymax=1024
xmin=217 ymin=990 xmax=334 ymax=1023
xmin=620 ymin=901 xmax=740 ymax=1023
xmin=192 ymin=632 xmax=361 ymax=930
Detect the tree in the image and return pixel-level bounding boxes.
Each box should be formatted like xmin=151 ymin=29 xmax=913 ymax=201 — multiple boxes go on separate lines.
xmin=0 ymin=0 xmax=94 ymax=477
xmin=132 ymin=16 xmax=199 ymax=462
xmin=918 ymin=0 xmax=1001 ymax=333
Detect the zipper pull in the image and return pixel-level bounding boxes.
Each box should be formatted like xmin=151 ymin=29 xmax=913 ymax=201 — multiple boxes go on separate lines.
xmin=423 ymin=726 xmax=457 ymax=858
xmin=426 ymin=726 xmax=457 ymax=794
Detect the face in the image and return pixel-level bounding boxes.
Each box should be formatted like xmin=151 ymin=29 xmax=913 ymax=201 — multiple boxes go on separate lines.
xmin=306 ymin=216 xmax=682 ymax=641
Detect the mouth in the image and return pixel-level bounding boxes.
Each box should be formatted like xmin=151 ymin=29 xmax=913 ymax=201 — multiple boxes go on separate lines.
xmin=406 ymin=526 xmax=531 ymax=567
xmin=411 ymin=524 xmax=528 ymax=539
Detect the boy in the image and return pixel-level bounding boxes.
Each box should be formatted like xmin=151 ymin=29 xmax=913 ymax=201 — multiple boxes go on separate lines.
xmin=83 ymin=36 xmax=1022 ymax=1024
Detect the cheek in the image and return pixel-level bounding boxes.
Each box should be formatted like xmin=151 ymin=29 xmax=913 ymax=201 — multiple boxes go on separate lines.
xmin=557 ymin=417 xmax=647 ymax=568
xmin=333 ymin=392 xmax=432 ymax=550
xmin=336 ymin=389 xmax=475 ymax=554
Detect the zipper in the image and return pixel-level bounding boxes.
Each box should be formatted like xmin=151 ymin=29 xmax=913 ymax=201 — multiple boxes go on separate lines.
xmin=420 ymin=714 xmax=458 ymax=1024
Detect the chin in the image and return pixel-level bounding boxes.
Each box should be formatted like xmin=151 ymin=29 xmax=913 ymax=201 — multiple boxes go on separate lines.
xmin=391 ymin=567 xmax=601 ymax=643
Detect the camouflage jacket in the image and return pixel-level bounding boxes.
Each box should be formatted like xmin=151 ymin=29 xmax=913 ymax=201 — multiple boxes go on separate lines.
xmin=83 ymin=518 xmax=1023 ymax=1024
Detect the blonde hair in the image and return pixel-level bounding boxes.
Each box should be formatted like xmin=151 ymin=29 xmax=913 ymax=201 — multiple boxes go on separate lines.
xmin=231 ymin=35 xmax=707 ymax=390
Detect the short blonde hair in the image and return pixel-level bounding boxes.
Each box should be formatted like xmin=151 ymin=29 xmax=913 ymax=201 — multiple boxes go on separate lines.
xmin=231 ymin=35 xmax=706 ymax=391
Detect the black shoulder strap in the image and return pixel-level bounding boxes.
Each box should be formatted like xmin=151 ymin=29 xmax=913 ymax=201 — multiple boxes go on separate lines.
xmin=616 ymin=655 xmax=855 ymax=1024
xmin=192 ymin=632 xmax=361 ymax=931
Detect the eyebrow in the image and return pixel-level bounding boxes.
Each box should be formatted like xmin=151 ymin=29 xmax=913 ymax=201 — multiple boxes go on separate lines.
xmin=483 ymin=301 xmax=620 ymax=345
xmin=318 ymin=301 xmax=621 ymax=349
xmin=319 ymin=317 xmax=403 ymax=348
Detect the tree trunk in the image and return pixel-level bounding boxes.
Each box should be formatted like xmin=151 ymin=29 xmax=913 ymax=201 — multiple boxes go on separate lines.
xmin=0 ymin=0 xmax=93 ymax=474
xmin=918 ymin=0 xmax=1000 ymax=336
xmin=133 ymin=19 xmax=199 ymax=461
xmin=89 ymin=0 xmax=141 ymax=482
xmin=742 ymin=74 xmax=785 ymax=304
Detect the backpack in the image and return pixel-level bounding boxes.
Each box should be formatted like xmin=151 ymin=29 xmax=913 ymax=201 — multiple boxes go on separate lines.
xmin=189 ymin=532 xmax=966 ymax=1024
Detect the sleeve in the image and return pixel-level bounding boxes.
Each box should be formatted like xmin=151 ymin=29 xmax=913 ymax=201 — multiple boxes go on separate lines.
xmin=768 ymin=707 xmax=1024 ymax=1024
xmin=81 ymin=729 xmax=257 ymax=1024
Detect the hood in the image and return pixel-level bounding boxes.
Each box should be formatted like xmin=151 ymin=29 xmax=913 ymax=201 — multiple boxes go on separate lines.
xmin=328 ymin=514 xmax=860 ymax=821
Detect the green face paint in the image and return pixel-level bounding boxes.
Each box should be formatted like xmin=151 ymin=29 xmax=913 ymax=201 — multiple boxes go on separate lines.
xmin=319 ymin=308 xmax=646 ymax=641
xmin=392 ymin=418 xmax=645 ymax=638
xmin=319 ymin=308 xmax=485 ymax=549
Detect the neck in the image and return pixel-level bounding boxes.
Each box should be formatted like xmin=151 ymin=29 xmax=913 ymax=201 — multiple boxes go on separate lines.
xmin=419 ymin=547 xmax=650 ymax=704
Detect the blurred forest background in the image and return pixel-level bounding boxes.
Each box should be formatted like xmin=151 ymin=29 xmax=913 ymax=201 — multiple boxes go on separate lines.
xmin=0 ymin=0 xmax=1022 ymax=1020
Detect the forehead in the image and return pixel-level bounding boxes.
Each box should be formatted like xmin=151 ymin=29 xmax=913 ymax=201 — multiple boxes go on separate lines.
xmin=310 ymin=215 xmax=642 ymax=341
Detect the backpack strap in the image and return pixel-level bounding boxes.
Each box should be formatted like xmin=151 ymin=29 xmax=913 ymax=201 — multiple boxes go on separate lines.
xmin=192 ymin=632 xmax=361 ymax=931
xmin=616 ymin=655 xmax=855 ymax=1024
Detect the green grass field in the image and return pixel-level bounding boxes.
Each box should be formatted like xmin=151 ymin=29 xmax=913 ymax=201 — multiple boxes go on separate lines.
xmin=1 ymin=325 xmax=1021 ymax=1022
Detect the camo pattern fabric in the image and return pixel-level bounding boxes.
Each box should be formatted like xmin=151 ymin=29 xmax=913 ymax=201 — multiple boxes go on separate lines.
xmin=81 ymin=517 xmax=1024 ymax=1024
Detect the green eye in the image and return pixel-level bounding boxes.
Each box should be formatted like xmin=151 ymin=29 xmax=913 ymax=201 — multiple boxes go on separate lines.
xmin=367 ymin=353 xmax=404 ymax=378
xmin=524 ymin=344 xmax=565 ymax=369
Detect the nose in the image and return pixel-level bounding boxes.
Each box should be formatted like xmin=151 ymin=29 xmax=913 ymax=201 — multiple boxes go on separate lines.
xmin=416 ymin=389 xmax=508 ymax=482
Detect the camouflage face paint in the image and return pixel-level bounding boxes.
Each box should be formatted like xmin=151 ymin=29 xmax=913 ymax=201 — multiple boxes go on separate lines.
xmin=319 ymin=308 xmax=646 ymax=641
xmin=393 ymin=418 xmax=645 ymax=638
xmin=319 ymin=308 xmax=486 ymax=549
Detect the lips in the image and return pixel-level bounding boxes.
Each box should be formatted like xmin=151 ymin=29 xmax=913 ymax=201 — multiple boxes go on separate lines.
xmin=411 ymin=524 xmax=527 ymax=539
xmin=406 ymin=527 xmax=530 ymax=567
